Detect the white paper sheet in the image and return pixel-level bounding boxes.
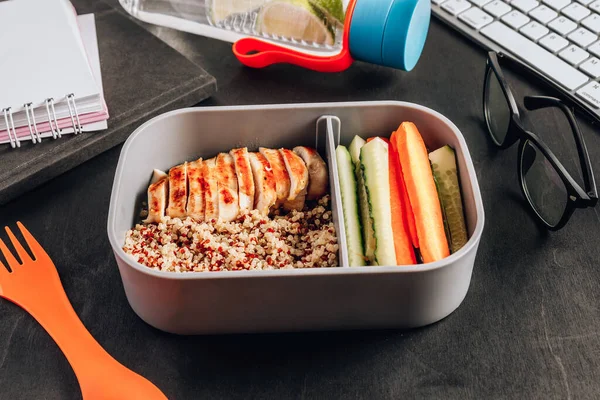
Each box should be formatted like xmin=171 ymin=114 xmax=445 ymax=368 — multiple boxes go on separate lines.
xmin=0 ymin=0 xmax=105 ymax=131
xmin=0 ymin=11 xmax=107 ymax=143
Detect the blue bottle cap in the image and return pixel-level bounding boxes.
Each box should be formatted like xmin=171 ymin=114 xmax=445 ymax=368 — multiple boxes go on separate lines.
xmin=348 ymin=0 xmax=431 ymax=71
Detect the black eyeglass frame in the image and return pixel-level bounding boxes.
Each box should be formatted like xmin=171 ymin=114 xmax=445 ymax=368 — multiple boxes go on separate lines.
xmin=483 ymin=51 xmax=598 ymax=230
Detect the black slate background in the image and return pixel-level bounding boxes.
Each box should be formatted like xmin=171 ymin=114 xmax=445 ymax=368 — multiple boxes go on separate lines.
xmin=1 ymin=1 xmax=600 ymax=399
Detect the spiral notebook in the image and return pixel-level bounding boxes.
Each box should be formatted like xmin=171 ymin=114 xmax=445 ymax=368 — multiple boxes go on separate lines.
xmin=0 ymin=0 xmax=108 ymax=148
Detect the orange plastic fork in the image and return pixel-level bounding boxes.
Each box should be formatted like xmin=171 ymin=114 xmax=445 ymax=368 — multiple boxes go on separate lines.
xmin=0 ymin=222 xmax=168 ymax=400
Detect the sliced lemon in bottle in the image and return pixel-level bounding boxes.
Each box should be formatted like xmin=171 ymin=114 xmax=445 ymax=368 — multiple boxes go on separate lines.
xmin=255 ymin=0 xmax=344 ymax=45
xmin=311 ymin=0 xmax=345 ymax=25
xmin=209 ymin=0 xmax=268 ymax=24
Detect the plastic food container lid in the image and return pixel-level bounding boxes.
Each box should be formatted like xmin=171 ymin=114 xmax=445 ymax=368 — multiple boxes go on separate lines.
xmin=348 ymin=0 xmax=431 ymax=71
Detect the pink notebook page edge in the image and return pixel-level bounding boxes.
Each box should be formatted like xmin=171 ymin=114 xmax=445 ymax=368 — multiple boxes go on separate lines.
xmin=0 ymin=109 xmax=108 ymax=142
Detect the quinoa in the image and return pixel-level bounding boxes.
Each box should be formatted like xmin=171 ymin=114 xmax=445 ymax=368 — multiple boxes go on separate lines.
xmin=123 ymin=195 xmax=339 ymax=272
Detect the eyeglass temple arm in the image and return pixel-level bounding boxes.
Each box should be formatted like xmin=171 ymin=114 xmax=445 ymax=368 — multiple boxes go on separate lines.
xmin=524 ymin=95 xmax=598 ymax=199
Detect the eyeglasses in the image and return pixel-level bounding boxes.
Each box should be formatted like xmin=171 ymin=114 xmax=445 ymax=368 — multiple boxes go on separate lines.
xmin=483 ymin=51 xmax=598 ymax=230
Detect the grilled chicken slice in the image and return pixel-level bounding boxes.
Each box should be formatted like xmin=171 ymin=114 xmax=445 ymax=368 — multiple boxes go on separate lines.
xmin=293 ymin=146 xmax=328 ymax=200
xmin=280 ymin=149 xmax=309 ymax=211
xmin=186 ymin=158 xmax=204 ymax=221
xmin=144 ymin=172 xmax=168 ymax=224
xmin=248 ymin=152 xmax=277 ymax=215
xmin=150 ymin=169 xmax=167 ymax=185
xmin=166 ymin=162 xmax=188 ymax=218
xmin=259 ymin=147 xmax=291 ymax=207
xmin=279 ymin=148 xmax=309 ymax=198
xmin=230 ymin=148 xmax=254 ymax=212
xmin=202 ymin=158 xmax=219 ymax=221
xmin=215 ymin=153 xmax=239 ymax=222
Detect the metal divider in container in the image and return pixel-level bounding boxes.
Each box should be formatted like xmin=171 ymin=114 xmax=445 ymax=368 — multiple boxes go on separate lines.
xmin=316 ymin=115 xmax=349 ymax=269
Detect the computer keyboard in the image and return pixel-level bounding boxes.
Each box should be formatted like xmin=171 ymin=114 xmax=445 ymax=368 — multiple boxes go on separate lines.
xmin=432 ymin=0 xmax=600 ymax=124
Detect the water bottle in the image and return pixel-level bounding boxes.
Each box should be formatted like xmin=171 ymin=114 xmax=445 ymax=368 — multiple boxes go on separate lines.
xmin=119 ymin=0 xmax=431 ymax=72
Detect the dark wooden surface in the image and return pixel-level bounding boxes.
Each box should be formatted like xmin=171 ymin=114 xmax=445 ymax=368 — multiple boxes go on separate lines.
xmin=1 ymin=1 xmax=600 ymax=399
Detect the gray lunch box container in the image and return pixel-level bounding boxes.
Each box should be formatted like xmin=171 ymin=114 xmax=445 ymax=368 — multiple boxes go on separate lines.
xmin=107 ymin=101 xmax=485 ymax=335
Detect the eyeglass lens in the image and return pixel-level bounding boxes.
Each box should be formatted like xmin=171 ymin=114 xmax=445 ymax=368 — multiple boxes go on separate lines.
xmin=521 ymin=103 xmax=585 ymax=186
xmin=485 ymin=68 xmax=511 ymax=145
xmin=521 ymin=140 xmax=569 ymax=227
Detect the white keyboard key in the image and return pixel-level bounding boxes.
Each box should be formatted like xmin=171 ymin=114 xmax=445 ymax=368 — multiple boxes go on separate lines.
xmin=442 ymin=0 xmax=472 ymax=14
xmin=548 ymin=16 xmax=577 ymax=35
xmin=433 ymin=0 xmax=447 ymax=4
xmin=561 ymin=2 xmax=591 ymax=20
xmin=589 ymin=0 xmax=600 ymax=11
xmin=587 ymin=40 xmax=600 ymax=56
xmin=512 ymin=0 xmax=540 ymax=12
xmin=480 ymin=21 xmax=589 ymax=89
xmin=577 ymin=0 xmax=593 ymax=5
xmin=548 ymin=16 xmax=578 ymax=35
xmin=542 ymin=0 xmax=570 ymax=10
xmin=521 ymin=21 xmax=550 ymax=39
xmin=581 ymin=14 xmax=600 ymax=34
xmin=469 ymin=0 xmax=493 ymax=6
xmin=577 ymin=81 xmax=600 ymax=107
xmin=539 ymin=32 xmax=571 ymax=51
xmin=484 ymin=0 xmax=513 ymax=15
xmin=559 ymin=44 xmax=590 ymax=64
xmin=568 ymin=27 xmax=598 ymax=46
xmin=579 ymin=56 xmax=600 ymax=76
xmin=459 ymin=7 xmax=495 ymax=28
xmin=502 ymin=10 xmax=532 ymax=27
xmin=530 ymin=5 xmax=558 ymax=23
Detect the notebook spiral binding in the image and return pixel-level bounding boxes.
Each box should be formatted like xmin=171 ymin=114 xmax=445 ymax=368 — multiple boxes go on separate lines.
xmin=2 ymin=107 xmax=19 ymax=149
xmin=2 ymin=93 xmax=83 ymax=149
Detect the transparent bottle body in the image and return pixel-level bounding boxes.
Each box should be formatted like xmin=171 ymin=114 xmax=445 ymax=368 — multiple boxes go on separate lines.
xmin=119 ymin=0 xmax=348 ymax=56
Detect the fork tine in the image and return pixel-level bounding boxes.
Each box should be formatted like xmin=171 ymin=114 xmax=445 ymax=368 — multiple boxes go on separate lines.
xmin=5 ymin=226 xmax=33 ymax=263
xmin=16 ymin=222 xmax=47 ymax=260
xmin=0 ymin=258 xmax=9 ymax=275
xmin=0 ymin=238 xmax=20 ymax=269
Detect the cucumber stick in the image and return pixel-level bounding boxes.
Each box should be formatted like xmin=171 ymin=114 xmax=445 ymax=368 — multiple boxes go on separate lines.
xmin=349 ymin=135 xmax=365 ymax=165
xmin=360 ymin=138 xmax=397 ymax=266
xmin=336 ymin=146 xmax=366 ymax=266
xmin=349 ymin=136 xmax=376 ymax=263
xmin=429 ymin=145 xmax=468 ymax=253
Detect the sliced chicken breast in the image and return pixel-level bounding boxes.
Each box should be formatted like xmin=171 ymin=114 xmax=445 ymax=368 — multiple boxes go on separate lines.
xmin=230 ymin=148 xmax=255 ymax=212
xmin=259 ymin=147 xmax=291 ymax=207
xmin=202 ymin=158 xmax=219 ymax=221
xmin=280 ymin=149 xmax=309 ymax=212
xmin=279 ymin=148 xmax=309 ymax=200
xmin=293 ymin=146 xmax=329 ymax=200
xmin=248 ymin=152 xmax=277 ymax=215
xmin=215 ymin=153 xmax=239 ymax=222
xmin=166 ymin=162 xmax=188 ymax=218
xmin=186 ymin=158 xmax=204 ymax=221
xmin=144 ymin=175 xmax=168 ymax=224
xmin=150 ymin=169 xmax=167 ymax=185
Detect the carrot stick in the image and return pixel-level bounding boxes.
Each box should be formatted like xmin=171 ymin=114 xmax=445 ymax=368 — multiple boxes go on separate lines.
xmin=385 ymin=139 xmax=417 ymax=265
xmin=392 ymin=123 xmax=449 ymax=263
xmin=369 ymin=137 xmax=416 ymax=265
xmin=390 ymin=133 xmax=419 ymax=249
